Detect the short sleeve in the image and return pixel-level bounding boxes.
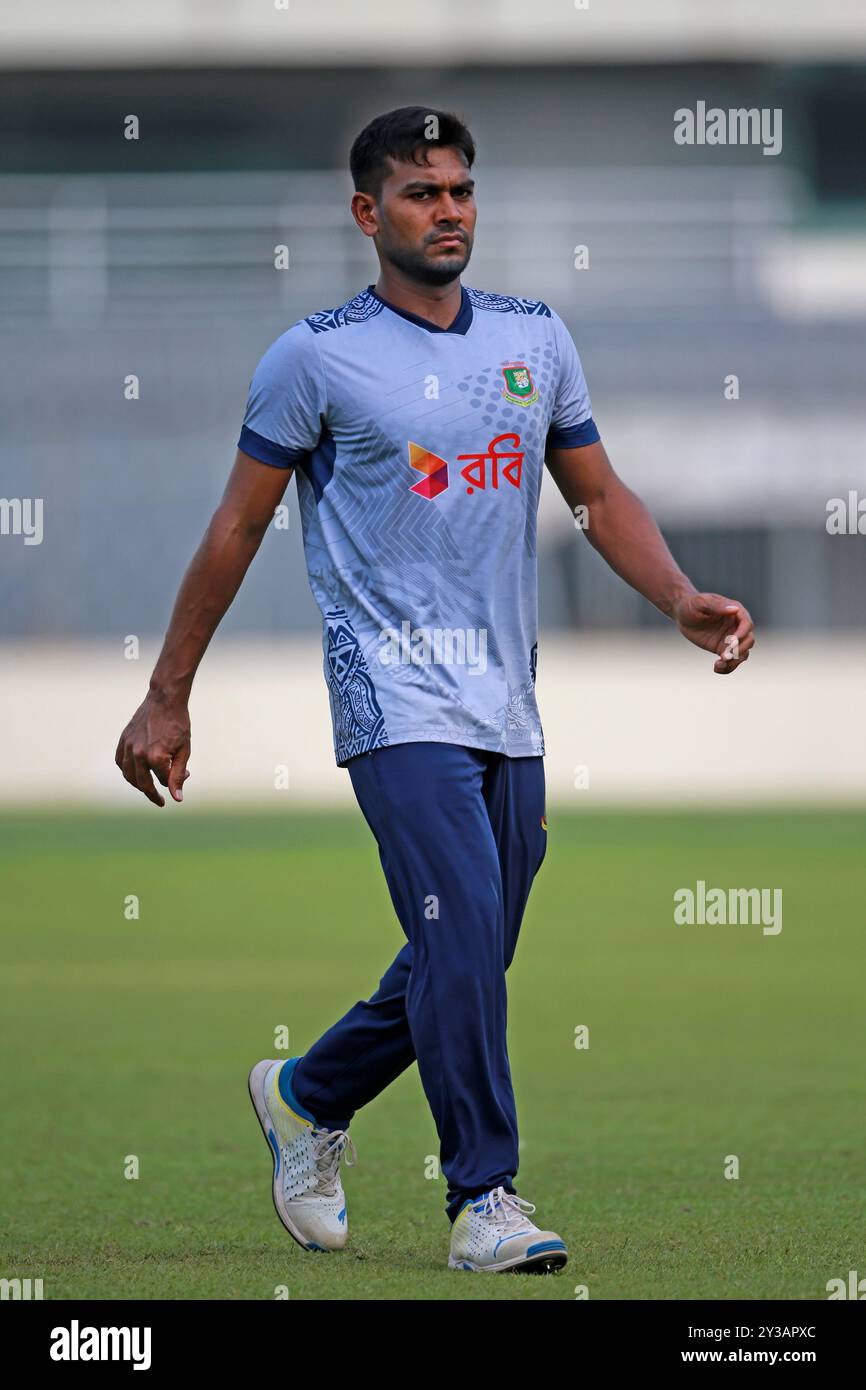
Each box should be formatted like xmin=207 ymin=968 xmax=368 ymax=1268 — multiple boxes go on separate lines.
xmin=546 ymin=311 xmax=600 ymax=450
xmin=238 ymin=322 xmax=326 ymax=468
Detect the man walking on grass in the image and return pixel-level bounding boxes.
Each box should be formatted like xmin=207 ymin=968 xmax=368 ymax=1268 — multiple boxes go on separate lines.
xmin=116 ymin=107 xmax=753 ymax=1272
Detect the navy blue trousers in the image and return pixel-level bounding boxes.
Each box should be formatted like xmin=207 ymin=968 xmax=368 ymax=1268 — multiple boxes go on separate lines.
xmin=291 ymin=741 xmax=548 ymax=1223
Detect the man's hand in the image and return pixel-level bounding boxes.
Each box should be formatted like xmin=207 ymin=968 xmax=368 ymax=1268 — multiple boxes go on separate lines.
xmin=672 ymin=592 xmax=755 ymax=674
xmin=115 ymin=690 xmax=191 ymax=807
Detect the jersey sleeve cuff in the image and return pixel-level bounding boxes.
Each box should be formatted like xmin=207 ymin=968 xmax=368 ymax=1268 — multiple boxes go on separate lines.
xmin=238 ymin=425 xmax=307 ymax=469
xmin=545 ymin=416 xmax=600 ymax=449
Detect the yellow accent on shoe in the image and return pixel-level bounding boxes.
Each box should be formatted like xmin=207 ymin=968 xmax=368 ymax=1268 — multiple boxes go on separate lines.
xmin=272 ymin=1063 xmax=314 ymax=1129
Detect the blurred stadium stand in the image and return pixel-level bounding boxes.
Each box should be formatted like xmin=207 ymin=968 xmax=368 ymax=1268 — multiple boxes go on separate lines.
xmin=2 ymin=53 xmax=865 ymax=639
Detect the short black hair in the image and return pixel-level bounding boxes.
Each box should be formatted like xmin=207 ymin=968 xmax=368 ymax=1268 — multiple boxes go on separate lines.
xmin=349 ymin=106 xmax=475 ymax=199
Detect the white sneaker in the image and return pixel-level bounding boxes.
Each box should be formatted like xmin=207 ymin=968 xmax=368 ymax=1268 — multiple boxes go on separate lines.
xmin=248 ymin=1058 xmax=356 ymax=1252
xmin=448 ymin=1186 xmax=568 ymax=1273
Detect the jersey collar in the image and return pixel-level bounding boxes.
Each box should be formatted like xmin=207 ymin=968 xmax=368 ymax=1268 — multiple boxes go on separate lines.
xmin=366 ymin=284 xmax=473 ymax=336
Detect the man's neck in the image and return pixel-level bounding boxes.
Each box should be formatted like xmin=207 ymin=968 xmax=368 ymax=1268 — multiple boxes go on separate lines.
xmin=372 ymin=269 xmax=463 ymax=331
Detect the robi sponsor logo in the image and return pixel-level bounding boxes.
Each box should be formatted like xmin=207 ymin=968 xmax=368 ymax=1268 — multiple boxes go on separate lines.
xmin=408 ymin=434 xmax=524 ymax=499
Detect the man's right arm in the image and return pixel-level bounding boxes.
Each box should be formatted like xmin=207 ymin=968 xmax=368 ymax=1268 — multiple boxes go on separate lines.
xmin=115 ymin=449 xmax=293 ymax=807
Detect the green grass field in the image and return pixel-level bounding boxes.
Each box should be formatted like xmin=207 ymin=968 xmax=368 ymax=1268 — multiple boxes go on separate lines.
xmin=1 ymin=806 xmax=863 ymax=1301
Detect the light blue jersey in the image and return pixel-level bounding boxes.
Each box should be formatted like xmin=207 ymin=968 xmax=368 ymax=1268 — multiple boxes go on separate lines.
xmin=238 ymin=284 xmax=599 ymax=767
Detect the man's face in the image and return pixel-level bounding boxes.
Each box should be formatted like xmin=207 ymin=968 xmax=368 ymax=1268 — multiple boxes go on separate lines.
xmin=354 ymin=145 xmax=476 ymax=286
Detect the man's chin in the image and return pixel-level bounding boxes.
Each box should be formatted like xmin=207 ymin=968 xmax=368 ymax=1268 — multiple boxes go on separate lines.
xmin=419 ymin=249 xmax=471 ymax=284
xmin=383 ymin=241 xmax=472 ymax=286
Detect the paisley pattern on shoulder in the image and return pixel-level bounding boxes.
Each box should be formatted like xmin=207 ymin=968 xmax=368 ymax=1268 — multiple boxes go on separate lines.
xmin=305 ymin=290 xmax=386 ymax=334
xmin=465 ymin=287 xmax=552 ymax=318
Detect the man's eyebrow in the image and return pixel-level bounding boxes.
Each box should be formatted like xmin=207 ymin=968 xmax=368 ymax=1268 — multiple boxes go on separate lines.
xmin=400 ymin=178 xmax=476 ymax=193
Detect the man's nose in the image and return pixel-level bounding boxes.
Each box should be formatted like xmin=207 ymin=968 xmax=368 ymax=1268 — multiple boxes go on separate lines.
xmin=436 ymin=194 xmax=463 ymax=222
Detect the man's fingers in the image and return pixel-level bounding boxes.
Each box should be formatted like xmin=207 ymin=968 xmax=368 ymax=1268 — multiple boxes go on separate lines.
xmin=715 ymin=597 xmax=754 ymax=644
xmin=150 ymin=750 xmax=173 ymax=788
xmin=135 ymin=761 xmax=165 ymax=806
xmin=687 ymin=593 xmax=754 ymax=673
xmin=120 ymin=744 xmax=139 ymax=791
xmin=699 ymin=593 xmax=754 ymax=632
xmin=167 ymin=745 xmax=191 ymax=802
xmin=714 ymin=650 xmax=750 ymax=675
xmin=123 ymin=744 xmax=165 ymax=807
xmin=717 ymin=631 xmax=755 ymax=661
xmin=116 ymin=727 xmax=187 ymax=807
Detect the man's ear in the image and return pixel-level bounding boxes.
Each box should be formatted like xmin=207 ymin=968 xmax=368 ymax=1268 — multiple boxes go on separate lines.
xmin=351 ymin=191 xmax=380 ymax=238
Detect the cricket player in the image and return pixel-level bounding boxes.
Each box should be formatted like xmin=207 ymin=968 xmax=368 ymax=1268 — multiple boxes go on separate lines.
xmin=116 ymin=107 xmax=754 ymax=1274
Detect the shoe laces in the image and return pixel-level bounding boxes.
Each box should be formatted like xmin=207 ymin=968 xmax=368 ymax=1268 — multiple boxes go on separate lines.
xmin=477 ymin=1185 xmax=536 ymax=1228
xmin=311 ymin=1127 xmax=357 ymax=1196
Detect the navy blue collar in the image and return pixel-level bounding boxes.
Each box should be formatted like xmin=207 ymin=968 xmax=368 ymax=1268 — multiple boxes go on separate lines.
xmin=367 ymin=284 xmax=473 ymax=336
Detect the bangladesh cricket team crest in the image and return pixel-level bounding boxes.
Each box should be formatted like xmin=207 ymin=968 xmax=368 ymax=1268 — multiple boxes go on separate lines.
xmin=501 ymin=362 xmax=539 ymax=407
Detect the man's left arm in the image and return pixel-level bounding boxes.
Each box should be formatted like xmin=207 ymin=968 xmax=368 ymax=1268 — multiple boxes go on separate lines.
xmin=545 ymin=439 xmax=755 ymax=674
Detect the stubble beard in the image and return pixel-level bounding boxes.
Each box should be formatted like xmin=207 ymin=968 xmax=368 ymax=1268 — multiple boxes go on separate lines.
xmin=382 ymin=232 xmax=474 ymax=288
